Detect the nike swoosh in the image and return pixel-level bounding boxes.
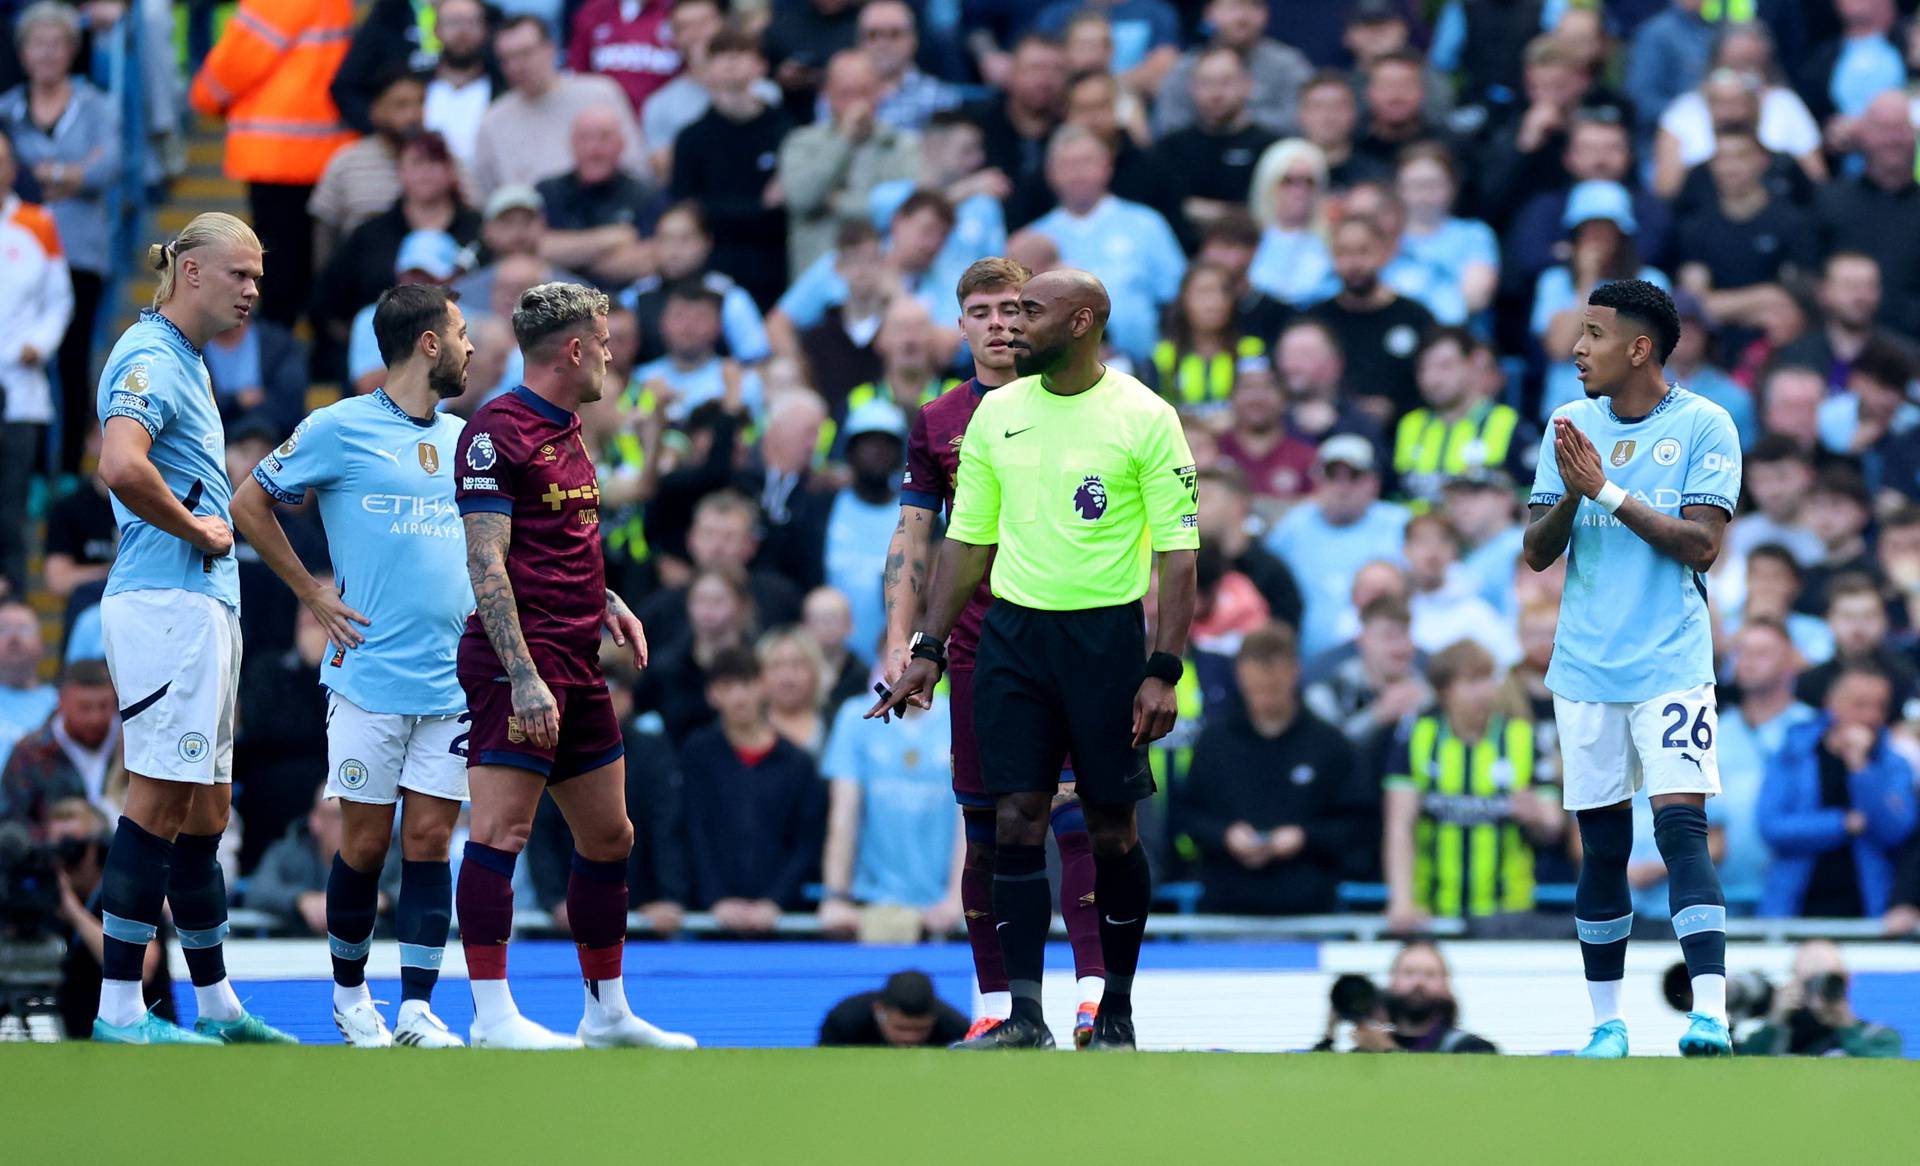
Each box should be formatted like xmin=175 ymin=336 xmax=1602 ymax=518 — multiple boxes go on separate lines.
xmin=1103 ymin=915 xmax=1139 ymax=926
xmin=995 ymin=921 xmax=1012 ymax=931
xmin=1003 ymin=426 xmax=1034 ymax=439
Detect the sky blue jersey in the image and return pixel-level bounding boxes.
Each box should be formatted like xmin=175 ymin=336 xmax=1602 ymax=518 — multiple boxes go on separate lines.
xmin=253 ymin=390 xmax=470 ymax=716
xmin=97 ymin=310 xmax=240 ymax=608
xmin=1530 ymin=385 xmax=1742 ymax=703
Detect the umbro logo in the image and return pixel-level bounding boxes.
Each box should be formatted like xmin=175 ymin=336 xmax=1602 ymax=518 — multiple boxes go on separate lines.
xmin=1003 ymin=426 xmax=1034 ymax=439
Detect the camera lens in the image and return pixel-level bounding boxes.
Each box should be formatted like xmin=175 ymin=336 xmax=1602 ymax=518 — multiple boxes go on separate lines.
xmin=1329 ymin=973 xmax=1379 ymax=1023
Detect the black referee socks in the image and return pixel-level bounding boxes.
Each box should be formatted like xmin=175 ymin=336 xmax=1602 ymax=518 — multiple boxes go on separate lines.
xmin=992 ymin=844 xmax=1051 ymax=1024
xmin=1094 ymin=843 xmax=1151 ymax=1014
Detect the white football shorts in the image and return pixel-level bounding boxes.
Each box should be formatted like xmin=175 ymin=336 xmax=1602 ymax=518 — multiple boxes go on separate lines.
xmin=101 ymin=589 xmax=240 ymax=785
xmin=1553 ymin=682 xmax=1721 ymax=811
xmin=324 ymin=691 xmax=470 ymax=805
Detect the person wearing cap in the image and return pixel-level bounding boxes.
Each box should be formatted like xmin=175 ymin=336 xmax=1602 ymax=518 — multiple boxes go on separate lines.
xmin=308 ymin=68 xmax=429 ymax=267
xmin=310 ymin=131 xmax=481 ymax=379
xmin=818 ymin=970 xmax=969 ymax=1046
xmin=1267 ymin=434 xmax=1410 ymax=661
xmin=824 ymin=398 xmax=909 ymax=665
xmin=471 ymin=15 xmax=643 ymax=199
xmin=1390 ymin=327 xmax=1534 ymax=511
xmin=448 ymin=185 xmax=594 ymax=314
xmin=1531 ymin=179 xmax=1670 ymax=416
xmin=344 ymin=230 xmax=464 ymax=394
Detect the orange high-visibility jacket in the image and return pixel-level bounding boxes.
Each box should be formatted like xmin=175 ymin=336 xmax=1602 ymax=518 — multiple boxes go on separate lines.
xmin=190 ymin=0 xmax=358 ymax=185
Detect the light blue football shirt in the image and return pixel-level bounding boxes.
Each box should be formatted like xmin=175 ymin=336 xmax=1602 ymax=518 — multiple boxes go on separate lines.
xmin=819 ymin=696 xmax=956 ymax=908
xmin=97 ymin=310 xmax=240 ymax=607
xmin=252 ymin=390 xmax=470 ymax=716
xmin=1530 ymin=385 xmax=1742 ymax=703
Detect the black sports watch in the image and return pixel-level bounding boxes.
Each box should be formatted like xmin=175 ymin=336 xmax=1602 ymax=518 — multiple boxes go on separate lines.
xmin=909 ymin=631 xmax=948 ymax=672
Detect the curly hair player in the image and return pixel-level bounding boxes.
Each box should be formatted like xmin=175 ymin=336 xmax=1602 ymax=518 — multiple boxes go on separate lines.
xmin=1524 ymin=279 xmax=1742 ymax=1058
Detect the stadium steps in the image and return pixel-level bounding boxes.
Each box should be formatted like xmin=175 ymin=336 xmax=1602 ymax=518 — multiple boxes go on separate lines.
xmin=115 ymin=118 xmax=246 ymax=332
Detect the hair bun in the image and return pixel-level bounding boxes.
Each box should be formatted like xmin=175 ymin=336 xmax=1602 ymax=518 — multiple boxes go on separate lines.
xmin=147 ymin=243 xmax=169 ymax=271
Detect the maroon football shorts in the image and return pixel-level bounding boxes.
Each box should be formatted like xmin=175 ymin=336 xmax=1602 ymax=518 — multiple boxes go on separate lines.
xmin=460 ymin=670 xmax=625 ymax=783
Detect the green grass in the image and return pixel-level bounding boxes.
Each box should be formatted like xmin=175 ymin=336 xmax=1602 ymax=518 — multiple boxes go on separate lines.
xmin=7 ymin=1046 xmax=1918 ymax=1163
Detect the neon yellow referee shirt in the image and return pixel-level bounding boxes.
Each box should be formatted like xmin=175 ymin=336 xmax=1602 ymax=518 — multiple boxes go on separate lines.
xmin=947 ymin=367 xmax=1199 ymax=610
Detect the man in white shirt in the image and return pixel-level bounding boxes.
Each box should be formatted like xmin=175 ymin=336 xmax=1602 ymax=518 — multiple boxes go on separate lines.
xmin=472 ymin=15 xmax=644 ymax=198
xmin=424 ymin=0 xmax=496 ymax=171
xmin=1402 ymin=511 xmax=1519 ymax=668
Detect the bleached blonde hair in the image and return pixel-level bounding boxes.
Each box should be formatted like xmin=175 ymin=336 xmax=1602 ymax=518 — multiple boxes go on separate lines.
xmin=147 ymin=213 xmax=262 ymax=308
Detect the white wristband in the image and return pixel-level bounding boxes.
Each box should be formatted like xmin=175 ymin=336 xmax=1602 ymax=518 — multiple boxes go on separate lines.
xmin=1594 ymin=481 xmax=1628 ymax=514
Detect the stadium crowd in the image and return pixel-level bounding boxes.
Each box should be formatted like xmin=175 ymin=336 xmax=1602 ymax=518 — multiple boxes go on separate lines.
xmin=8 ymin=0 xmax=1920 ymax=948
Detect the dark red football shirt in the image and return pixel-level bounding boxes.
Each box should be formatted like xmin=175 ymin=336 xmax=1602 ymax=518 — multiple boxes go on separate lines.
xmin=568 ymin=0 xmax=680 ymax=112
xmin=902 ymin=378 xmax=1001 ymax=669
xmin=454 ymin=386 xmax=606 ymax=688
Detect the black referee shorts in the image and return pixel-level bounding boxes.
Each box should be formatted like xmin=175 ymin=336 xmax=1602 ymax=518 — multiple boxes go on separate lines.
xmin=972 ymin=599 xmax=1156 ymax=805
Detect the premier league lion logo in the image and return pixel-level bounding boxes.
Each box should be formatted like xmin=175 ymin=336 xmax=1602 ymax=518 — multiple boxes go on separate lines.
xmin=1073 ymin=474 xmax=1108 ymax=521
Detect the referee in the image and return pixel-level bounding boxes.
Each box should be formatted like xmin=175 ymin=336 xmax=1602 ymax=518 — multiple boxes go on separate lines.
xmin=872 ymin=269 xmax=1201 ymax=1050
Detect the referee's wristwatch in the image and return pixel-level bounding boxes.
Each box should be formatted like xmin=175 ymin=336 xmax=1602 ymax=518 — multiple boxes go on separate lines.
xmin=909 ymin=631 xmax=948 ymax=674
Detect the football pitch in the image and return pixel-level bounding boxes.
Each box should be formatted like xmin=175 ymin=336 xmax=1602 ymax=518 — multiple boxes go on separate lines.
xmin=8 ymin=1046 xmax=1918 ymax=1164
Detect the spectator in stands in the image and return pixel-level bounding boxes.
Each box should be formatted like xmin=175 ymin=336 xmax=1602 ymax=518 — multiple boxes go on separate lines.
xmin=41 ymin=437 xmax=114 ymax=602
xmin=1874 ymin=507 xmax=1920 ymax=635
xmin=252 ymin=784 xmax=397 ymax=934
xmin=1760 ymin=664 xmax=1918 ymax=919
xmin=1531 ymin=180 xmax=1670 ymax=416
xmin=331 ymin=0 xmax=488 ymax=138
xmin=1028 ymin=125 xmax=1184 ymax=361
xmin=1727 ymin=437 xmax=1823 ymax=566
xmin=1816 ymin=91 xmax=1920 ymax=335
xmin=569 ymin=0 xmax=681 ymax=116
xmin=448 ymin=185 xmax=588 ymax=313
xmin=854 ymin=1 xmax=961 ymax=133
xmin=201 ymin=313 xmax=310 ymax=437
xmin=1150 ymin=265 xmax=1263 ymax=415
xmin=1154 ymin=47 xmax=1278 ymax=248
xmin=737 ymin=390 xmax=833 ymax=592
xmin=823 ymin=400 xmax=907 ymax=659
xmin=1493 ymin=598 xmax=1558 ymax=785
xmin=622 ymin=201 xmax=770 ymax=365
xmin=1391 ymin=328 xmax=1531 ymax=509
xmin=1154 ymin=0 xmax=1310 ymax=138
xmin=1305 ymin=593 xmax=1427 ymax=750
xmin=1402 ymin=512 xmax=1518 ymax=668
xmin=1342 ymin=0 xmax=1453 ymax=124
xmin=1193 ymin=211 xmax=1292 ymax=341
xmin=1715 ymin=618 xmax=1818 ymax=905
xmin=815 ymin=683 xmax=959 ymax=940
xmin=1185 ymin=622 xmax=1370 ymax=914
xmin=1296 ymin=68 xmax=1375 ymax=192
xmin=637 ymin=564 xmax=760 ymax=745
xmin=1757 ymin=361 xmax=1824 ymax=456
xmin=761 ymin=628 xmax=832 ymax=760
xmin=1674 ymin=124 xmax=1815 ymax=329
xmin=0 ymin=2 xmax=113 ymax=475
xmin=641 ymin=0 xmax=773 ymax=182
xmin=308 ymin=68 xmax=428 ymax=265
xmin=1337 ymin=940 xmax=1499 ymax=1054
xmin=1007 ymin=67 xmax=1166 ymax=229
xmin=1729 ymin=544 xmax=1836 ymax=669
xmin=533 ymin=106 xmax=664 ymax=291
xmin=869 ymin=111 xmax=1011 ymax=284
xmin=1213 ymin=363 xmax=1315 ymax=510
xmin=1798 ymin=470 xmax=1881 ymax=615
xmin=312 ymin=131 xmax=480 ymax=367
xmin=681 ymin=646 xmax=827 ymax=930
xmin=417 ymin=0 xmax=497 ymax=170
xmin=1245 ymin=139 xmax=1335 ymax=307
xmin=642 ymin=490 xmax=800 ymax=636
xmin=802 ymin=585 xmax=869 ymax=707
xmin=1800 ymin=0 xmax=1906 ymax=130
xmin=46 ymin=797 xmax=176 ymax=1037
xmin=1795 ymin=574 xmax=1917 ymax=710
xmin=528 ymin=653 xmax=689 ymax=937
xmin=1736 ymin=939 xmax=1902 ymax=1057
xmin=472 ymin=15 xmax=641 ymax=197
xmin=817 ymin=970 xmax=968 ymax=1046
xmin=232 ymin=599 xmax=331 ymax=872
xmin=0 ymin=658 xmax=114 ymax=826
xmin=1032 ymin=0 xmax=1180 ymax=96
xmin=1384 ymin=639 xmax=1562 ymax=935
xmin=1308 ymin=214 xmax=1437 ymax=419
xmin=843 ymin=297 xmax=948 ymax=430
xmin=963 ymin=34 xmax=1066 ymax=205
xmin=1394 ymin=146 xmax=1498 ymax=325
xmin=0 ymin=600 xmax=55 ymax=760
xmin=1507 ymin=111 xmax=1671 ymax=294
xmin=1778 ymin=253 xmax=1911 ymax=398
xmin=1444 ymin=474 xmax=1525 ymax=619
xmin=670 ymin=24 xmax=792 ymax=307
xmin=1651 ymin=26 xmax=1824 ymax=199
xmin=1268 ymin=436 xmax=1409 ymax=659
xmin=761 ymin=0 xmax=863 ymax=112
xmin=1277 ymin=319 xmax=1382 ymax=453
xmin=779 ymin=49 xmax=919 ymax=276
xmin=0 ymin=127 xmax=68 ymax=598
xmin=190 ymin=0 xmax=356 ymax=328
xmin=783 ymin=201 xmax=958 ymax=391
xmin=1352 ymin=49 xmax=1444 ymax=178
xmin=632 ymin=282 xmax=764 ymax=421
xmin=1625 ymin=0 xmax=1717 ymax=138
xmin=345 ymin=231 xmax=465 ymax=395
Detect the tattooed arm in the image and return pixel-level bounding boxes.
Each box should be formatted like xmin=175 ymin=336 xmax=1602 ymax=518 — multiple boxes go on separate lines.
xmin=880 ymin=505 xmax=936 ymax=685
xmin=464 ymin=511 xmax=559 ymax=750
